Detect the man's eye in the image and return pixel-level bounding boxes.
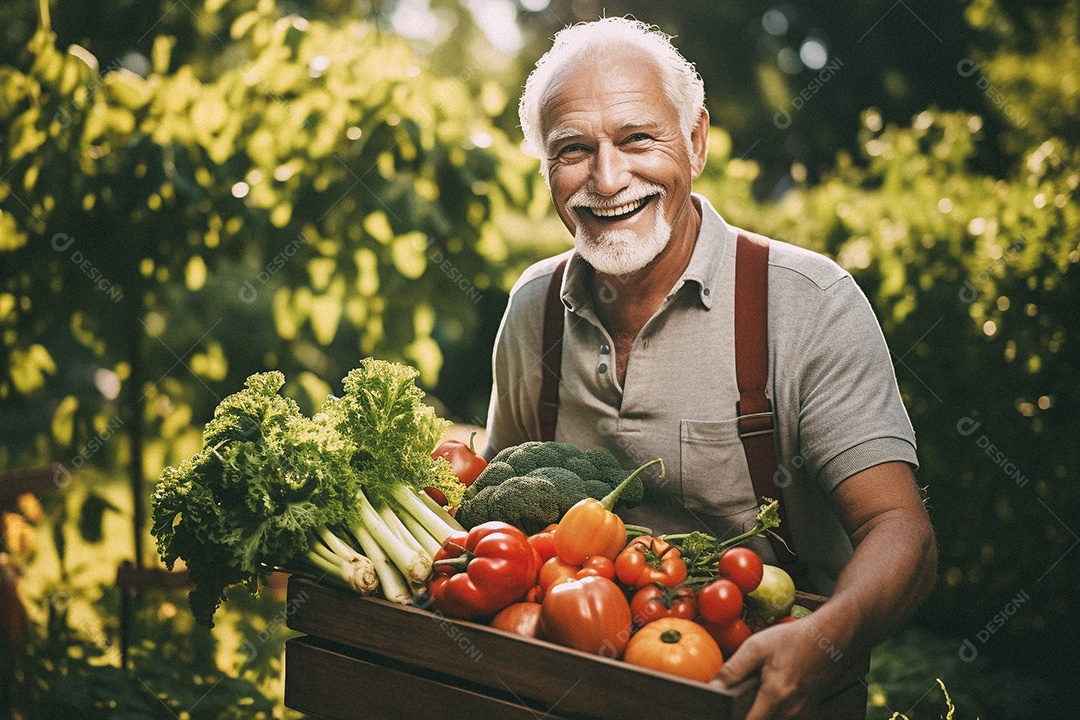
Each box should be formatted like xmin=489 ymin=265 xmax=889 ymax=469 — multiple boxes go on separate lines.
xmin=552 ymin=143 xmax=588 ymax=160
xmin=626 ymin=133 xmax=652 ymax=143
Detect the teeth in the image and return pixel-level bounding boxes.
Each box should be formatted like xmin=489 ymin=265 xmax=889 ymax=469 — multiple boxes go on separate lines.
xmin=589 ymin=197 xmax=647 ymax=218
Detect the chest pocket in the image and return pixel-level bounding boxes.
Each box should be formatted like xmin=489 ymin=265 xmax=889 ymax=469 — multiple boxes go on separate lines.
xmin=680 ymin=418 xmax=759 ymax=520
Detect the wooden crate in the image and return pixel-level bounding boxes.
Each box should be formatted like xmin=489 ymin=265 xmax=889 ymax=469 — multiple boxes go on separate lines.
xmin=283 ymin=577 xmax=868 ymax=720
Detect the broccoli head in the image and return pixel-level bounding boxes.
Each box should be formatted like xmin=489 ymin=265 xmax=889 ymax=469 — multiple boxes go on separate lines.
xmin=456 ymin=466 xmax=614 ymax=535
xmin=456 ymin=441 xmax=646 ymax=533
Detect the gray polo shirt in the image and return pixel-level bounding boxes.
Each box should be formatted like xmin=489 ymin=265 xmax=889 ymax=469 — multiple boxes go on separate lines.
xmin=483 ymin=194 xmax=918 ymax=592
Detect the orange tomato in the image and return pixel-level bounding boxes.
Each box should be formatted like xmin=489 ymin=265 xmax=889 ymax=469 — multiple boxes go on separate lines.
xmin=623 ymin=618 xmax=724 ymax=683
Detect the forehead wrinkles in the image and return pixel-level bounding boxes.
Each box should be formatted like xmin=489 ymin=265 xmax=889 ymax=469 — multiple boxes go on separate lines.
xmin=540 ymin=56 xmax=671 ymax=141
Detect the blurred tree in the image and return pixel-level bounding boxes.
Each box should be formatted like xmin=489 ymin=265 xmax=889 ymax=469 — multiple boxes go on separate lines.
xmin=0 ymin=0 xmax=559 ymax=560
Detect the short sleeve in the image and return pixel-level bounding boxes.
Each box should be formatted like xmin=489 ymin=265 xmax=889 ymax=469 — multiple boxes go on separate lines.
xmin=794 ymin=275 xmax=919 ymax=490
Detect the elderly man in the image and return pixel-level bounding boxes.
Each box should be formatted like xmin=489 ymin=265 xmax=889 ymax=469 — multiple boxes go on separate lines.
xmin=482 ymin=17 xmax=936 ymax=719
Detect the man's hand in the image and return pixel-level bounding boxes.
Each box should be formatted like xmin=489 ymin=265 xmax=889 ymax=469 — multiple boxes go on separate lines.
xmin=716 ymin=461 xmax=937 ymax=719
xmin=715 ymin=613 xmax=848 ymax=720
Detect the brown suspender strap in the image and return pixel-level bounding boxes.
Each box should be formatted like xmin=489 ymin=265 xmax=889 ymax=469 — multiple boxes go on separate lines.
xmin=538 ymin=258 xmax=568 ymax=441
xmin=734 ymin=233 xmax=797 ymax=569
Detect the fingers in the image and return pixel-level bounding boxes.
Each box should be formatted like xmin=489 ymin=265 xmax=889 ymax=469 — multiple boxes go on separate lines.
xmin=714 ymin=633 xmax=766 ymax=687
xmin=715 ymin=629 xmax=810 ymax=720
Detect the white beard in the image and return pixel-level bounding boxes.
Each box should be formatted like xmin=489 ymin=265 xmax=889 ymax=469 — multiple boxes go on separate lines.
xmin=569 ymin=189 xmax=671 ymax=277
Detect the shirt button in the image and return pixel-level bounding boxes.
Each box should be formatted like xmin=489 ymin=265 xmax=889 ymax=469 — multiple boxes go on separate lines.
xmin=703 ymin=287 xmax=711 ymax=296
xmin=598 ymin=363 xmax=608 ymax=374
xmin=599 ymin=343 xmax=610 ymax=354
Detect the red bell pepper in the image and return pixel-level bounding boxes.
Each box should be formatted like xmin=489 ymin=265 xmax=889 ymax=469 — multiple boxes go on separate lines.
xmin=431 ymin=431 xmax=488 ymax=486
xmin=427 ymin=521 xmax=537 ymax=619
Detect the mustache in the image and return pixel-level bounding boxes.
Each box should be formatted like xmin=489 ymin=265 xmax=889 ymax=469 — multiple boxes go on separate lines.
xmin=565 ymin=183 xmax=666 ymax=210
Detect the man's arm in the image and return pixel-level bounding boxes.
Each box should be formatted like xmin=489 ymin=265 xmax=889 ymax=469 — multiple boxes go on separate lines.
xmin=715 ymin=461 xmax=937 ymax=720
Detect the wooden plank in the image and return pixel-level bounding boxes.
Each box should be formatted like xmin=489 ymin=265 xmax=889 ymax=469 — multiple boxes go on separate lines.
xmin=286 ymin=578 xmax=751 ymax=720
xmin=0 ymin=464 xmax=65 ymax=499
xmin=115 ymin=561 xmax=189 ymax=593
xmin=285 ymin=637 xmax=576 ymax=720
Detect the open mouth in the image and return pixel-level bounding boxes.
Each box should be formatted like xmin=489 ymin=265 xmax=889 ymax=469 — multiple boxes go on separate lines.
xmin=579 ymin=194 xmax=656 ymax=222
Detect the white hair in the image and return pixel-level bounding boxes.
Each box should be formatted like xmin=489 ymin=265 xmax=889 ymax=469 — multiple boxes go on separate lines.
xmin=518 ymin=17 xmax=706 ymax=175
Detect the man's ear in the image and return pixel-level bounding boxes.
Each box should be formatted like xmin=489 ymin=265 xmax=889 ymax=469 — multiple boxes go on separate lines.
xmin=689 ymin=107 xmax=710 ymax=180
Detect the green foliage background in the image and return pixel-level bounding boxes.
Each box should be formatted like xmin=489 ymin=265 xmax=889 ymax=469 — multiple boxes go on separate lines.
xmin=1 ymin=0 xmax=1077 ymax=717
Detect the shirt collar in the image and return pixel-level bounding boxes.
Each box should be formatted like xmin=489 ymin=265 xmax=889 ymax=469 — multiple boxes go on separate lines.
xmin=561 ymin=192 xmax=736 ymax=313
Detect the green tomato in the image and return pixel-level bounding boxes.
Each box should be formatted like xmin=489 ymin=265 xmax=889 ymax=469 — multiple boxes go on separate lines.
xmin=746 ymin=564 xmax=796 ymax=624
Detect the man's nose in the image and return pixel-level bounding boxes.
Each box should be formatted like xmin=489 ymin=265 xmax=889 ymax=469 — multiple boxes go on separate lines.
xmin=590 ymin=143 xmax=630 ymax=196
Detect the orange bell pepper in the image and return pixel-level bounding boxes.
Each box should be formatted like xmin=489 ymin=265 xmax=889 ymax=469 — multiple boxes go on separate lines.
xmin=553 ymin=458 xmax=663 ymax=566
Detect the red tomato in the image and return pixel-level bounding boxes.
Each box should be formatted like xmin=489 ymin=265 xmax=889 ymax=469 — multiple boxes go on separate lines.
xmin=431 ymin=432 xmax=488 ymax=486
xmin=775 ymin=614 xmax=799 ymax=624
xmin=630 ymin=584 xmax=697 ymax=627
xmin=623 ymin=618 xmax=724 ymax=683
xmin=527 ymin=525 xmax=559 ymax=563
xmin=701 ymin=617 xmax=752 ymax=657
xmin=614 ymin=536 xmax=688 ymax=589
xmin=697 ymin=578 xmax=743 ymax=626
xmin=717 ymin=547 xmax=764 ymax=594
xmin=575 ymin=555 xmax=616 ymax=580
xmin=540 ymin=576 xmax=633 ymax=658
xmin=490 ymin=602 xmax=543 ymax=639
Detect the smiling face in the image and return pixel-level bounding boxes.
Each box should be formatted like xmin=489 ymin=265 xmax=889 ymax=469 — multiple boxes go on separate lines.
xmin=540 ymin=51 xmax=708 ymax=277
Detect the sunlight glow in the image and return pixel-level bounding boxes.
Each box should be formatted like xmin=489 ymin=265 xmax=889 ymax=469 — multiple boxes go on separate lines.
xmin=762 ymin=9 xmax=788 ymax=36
xmin=94 ymin=368 xmax=121 ymax=400
xmin=391 ymin=0 xmax=441 ymax=40
xmin=799 ymin=38 xmax=828 ymax=70
xmin=468 ymin=0 xmax=523 ymax=54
